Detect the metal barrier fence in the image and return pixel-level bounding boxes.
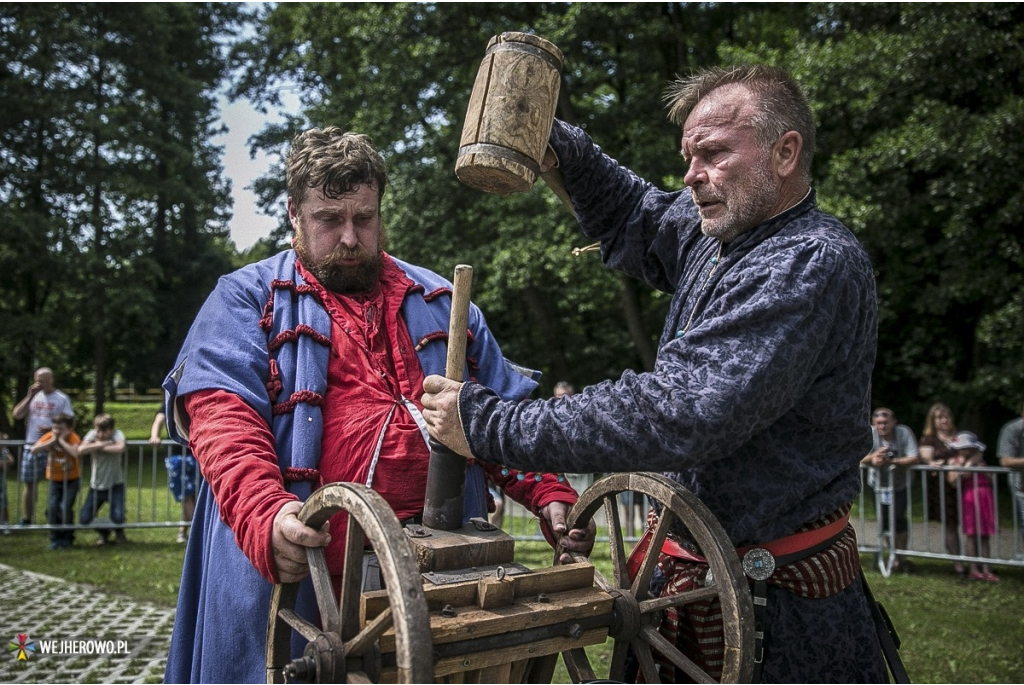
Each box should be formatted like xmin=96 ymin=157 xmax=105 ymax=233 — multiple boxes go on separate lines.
xmin=4 ymin=442 xmax=1023 ymax=579
xmin=0 ymin=439 xmax=198 ymax=536
xmin=499 ymin=468 xmax=1024 ymax=578
xmin=854 ymin=462 xmax=1024 ymax=577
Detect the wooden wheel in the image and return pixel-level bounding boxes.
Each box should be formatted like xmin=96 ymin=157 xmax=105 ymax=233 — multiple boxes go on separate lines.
xmin=266 ymin=483 xmax=433 ymax=683
xmin=561 ymin=473 xmax=754 ymax=684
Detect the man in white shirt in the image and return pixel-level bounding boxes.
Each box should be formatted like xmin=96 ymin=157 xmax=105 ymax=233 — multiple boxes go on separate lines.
xmin=11 ymin=367 xmax=73 ymax=524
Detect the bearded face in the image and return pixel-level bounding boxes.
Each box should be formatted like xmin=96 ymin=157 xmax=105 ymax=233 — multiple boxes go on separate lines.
xmin=689 ymin=145 xmax=779 ymax=243
xmin=288 ymin=183 xmax=387 ymax=295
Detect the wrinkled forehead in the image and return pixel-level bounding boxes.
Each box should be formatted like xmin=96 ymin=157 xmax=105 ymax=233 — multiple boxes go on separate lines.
xmin=681 ymin=84 xmax=759 ymax=154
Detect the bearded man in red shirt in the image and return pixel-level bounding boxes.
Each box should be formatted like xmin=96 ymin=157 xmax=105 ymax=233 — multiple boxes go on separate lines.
xmin=162 ymin=127 xmax=593 ymax=684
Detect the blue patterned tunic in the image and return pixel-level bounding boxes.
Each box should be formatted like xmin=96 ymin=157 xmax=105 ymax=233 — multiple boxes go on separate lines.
xmin=458 ymin=121 xmax=889 ymax=682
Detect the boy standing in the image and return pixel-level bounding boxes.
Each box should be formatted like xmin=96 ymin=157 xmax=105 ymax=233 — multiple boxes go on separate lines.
xmin=78 ymin=413 xmax=128 ymax=545
xmin=30 ymin=413 xmax=81 ymax=550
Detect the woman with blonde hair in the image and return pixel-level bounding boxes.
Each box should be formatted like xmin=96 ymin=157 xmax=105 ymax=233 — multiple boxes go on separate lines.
xmin=920 ymin=402 xmax=963 ymax=575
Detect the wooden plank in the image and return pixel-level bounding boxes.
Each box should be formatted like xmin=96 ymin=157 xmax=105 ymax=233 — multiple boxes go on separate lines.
xmin=407 ymin=525 xmax=515 ymax=573
xmin=508 ymin=658 xmax=530 ymax=684
xmin=377 ymin=587 xmax=612 ymax=652
xmin=362 ymin=561 xmax=599 ymax=619
xmin=511 ymin=562 xmax=594 ymax=598
xmin=470 ymin=663 xmax=513 ymax=683
xmin=432 ymin=629 xmax=606 ymax=678
xmin=477 ymin=575 xmax=515 ymax=609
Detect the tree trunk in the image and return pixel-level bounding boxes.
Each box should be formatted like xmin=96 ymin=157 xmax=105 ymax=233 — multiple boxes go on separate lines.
xmin=522 ymin=283 xmax=571 ymax=388
xmin=619 ymin=274 xmax=657 ymax=371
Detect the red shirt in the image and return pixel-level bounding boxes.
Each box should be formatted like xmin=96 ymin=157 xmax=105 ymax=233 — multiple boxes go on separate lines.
xmin=185 ymin=257 xmax=576 ymax=583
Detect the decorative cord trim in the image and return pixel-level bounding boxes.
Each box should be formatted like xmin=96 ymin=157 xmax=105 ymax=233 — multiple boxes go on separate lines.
xmin=423 ymin=286 xmax=452 ymax=302
xmin=283 ymin=467 xmax=321 ymax=484
xmin=414 ymin=331 xmax=448 ymax=352
xmin=266 ymin=359 xmax=283 ymax=403
xmin=271 ymin=389 xmax=325 ymax=415
xmin=269 ymin=324 xmax=331 ymax=351
xmin=260 ymin=280 xmax=323 ymax=331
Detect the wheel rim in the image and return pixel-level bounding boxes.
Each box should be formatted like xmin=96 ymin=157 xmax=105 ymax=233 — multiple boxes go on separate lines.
xmin=562 ymin=472 xmax=754 ymax=684
xmin=266 ymin=483 xmax=433 ymax=683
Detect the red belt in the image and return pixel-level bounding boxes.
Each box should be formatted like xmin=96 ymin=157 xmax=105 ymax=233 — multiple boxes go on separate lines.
xmin=628 ymin=513 xmax=851 ymax=580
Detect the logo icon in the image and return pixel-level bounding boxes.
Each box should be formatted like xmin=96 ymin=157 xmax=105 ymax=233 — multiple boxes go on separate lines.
xmin=10 ymin=634 xmax=35 ymax=661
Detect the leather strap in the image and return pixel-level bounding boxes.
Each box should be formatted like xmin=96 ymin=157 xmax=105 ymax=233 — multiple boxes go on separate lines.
xmin=652 ymin=512 xmax=850 ymax=568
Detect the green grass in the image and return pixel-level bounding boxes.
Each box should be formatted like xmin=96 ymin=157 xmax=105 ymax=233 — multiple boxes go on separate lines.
xmin=87 ymin=402 xmax=164 ymax=440
xmin=0 ymin=527 xmax=186 ymax=607
xmin=1 ymin=523 xmax=1021 ymax=682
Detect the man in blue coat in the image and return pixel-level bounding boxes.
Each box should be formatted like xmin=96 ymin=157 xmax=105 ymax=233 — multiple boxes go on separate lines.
xmin=423 ymin=65 xmax=890 ymax=682
xmin=162 ymin=127 xmax=592 ymax=683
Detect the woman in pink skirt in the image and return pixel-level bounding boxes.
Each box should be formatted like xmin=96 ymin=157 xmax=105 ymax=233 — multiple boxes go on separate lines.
xmin=947 ymin=431 xmax=999 ymax=582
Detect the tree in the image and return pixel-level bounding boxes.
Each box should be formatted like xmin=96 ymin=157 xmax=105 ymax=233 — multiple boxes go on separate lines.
xmin=727 ymin=3 xmax=1024 ymax=437
xmin=0 ymin=3 xmax=239 ymax=420
xmin=232 ymin=2 xmax=817 ymax=392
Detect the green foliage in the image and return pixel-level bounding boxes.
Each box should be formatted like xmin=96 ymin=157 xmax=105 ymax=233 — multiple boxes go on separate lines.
xmin=0 ymin=3 xmax=239 ymax=423
xmin=229 ymin=2 xmax=821 ymax=392
xmin=4 ymin=3 xmax=1023 ymax=451
xmin=732 ymin=3 xmax=1024 ymax=436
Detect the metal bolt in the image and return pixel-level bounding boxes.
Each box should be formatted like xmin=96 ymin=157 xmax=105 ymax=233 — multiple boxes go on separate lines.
xmin=283 ymin=655 xmax=316 ymax=682
xmin=568 ymin=623 xmax=583 ymax=639
xmin=537 ymin=593 xmax=550 ymax=603
xmin=441 ymin=604 xmax=456 ymax=617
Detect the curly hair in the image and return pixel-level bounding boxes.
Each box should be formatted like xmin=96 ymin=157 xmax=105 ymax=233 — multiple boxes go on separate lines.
xmin=286 ymin=127 xmax=388 ymax=209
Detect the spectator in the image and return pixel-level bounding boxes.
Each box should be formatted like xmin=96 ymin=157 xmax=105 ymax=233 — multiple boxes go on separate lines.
xmin=918 ymin=403 xmax=964 ymax=575
xmin=11 ymin=367 xmax=73 ymax=524
xmin=997 ymin=405 xmax=1024 ymax=554
xmin=861 ymin=407 xmax=920 ymax=573
xmin=78 ymin=413 xmax=128 ymax=545
xmin=0 ymin=433 xmax=14 ymax=534
xmin=151 ymin=410 xmax=197 ymax=544
xmin=160 ymin=127 xmax=593 ymax=683
xmin=30 ymin=413 xmax=81 ymax=550
xmin=947 ymin=432 xmax=999 ymax=582
xmin=553 ymin=381 xmax=574 ymax=398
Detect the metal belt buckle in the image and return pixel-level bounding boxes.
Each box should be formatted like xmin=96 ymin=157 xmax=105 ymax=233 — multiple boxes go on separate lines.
xmin=742 ymin=547 xmax=776 ymax=581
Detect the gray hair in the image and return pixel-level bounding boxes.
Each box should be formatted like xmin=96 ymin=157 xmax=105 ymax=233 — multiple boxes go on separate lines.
xmin=665 ymin=65 xmax=815 ymax=183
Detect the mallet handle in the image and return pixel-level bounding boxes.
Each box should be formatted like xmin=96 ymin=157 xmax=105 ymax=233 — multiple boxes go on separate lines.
xmin=446 ymin=264 xmax=473 ymax=381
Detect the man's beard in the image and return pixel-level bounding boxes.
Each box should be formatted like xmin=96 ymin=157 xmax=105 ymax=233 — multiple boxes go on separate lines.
xmin=693 ymin=152 xmax=778 ymax=243
xmin=299 ymin=242 xmax=384 ymax=295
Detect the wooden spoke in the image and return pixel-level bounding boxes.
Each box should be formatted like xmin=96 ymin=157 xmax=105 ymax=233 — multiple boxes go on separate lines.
xmin=344 ymin=607 xmax=393 ymax=657
xmin=307 ymin=547 xmax=342 ymax=635
xmin=277 ymin=608 xmax=322 ymax=643
xmin=641 ymin=624 xmax=715 ymax=684
xmin=631 ymin=504 xmax=673 ymax=599
xmin=564 ymin=472 xmax=755 ymax=684
xmin=603 ymin=493 xmax=629 ymax=589
xmin=561 ymin=647 xmax=597 ymax=683
xmin=632 ymin=637 xmax=661 ymax=684
xmin=608 ymin=636 xmax=630 ymax=681
xmin=265 ymin=483 xmax=432 ymax=684
xmin=339 ymin=515 xmax=366 ymax=641
xmin=639 ymin=585 xmax=721 ymax=611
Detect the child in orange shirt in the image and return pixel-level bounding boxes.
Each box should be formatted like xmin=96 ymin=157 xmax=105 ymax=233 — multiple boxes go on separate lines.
xmin=30 ymin=413 xmax=81 ymax=550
